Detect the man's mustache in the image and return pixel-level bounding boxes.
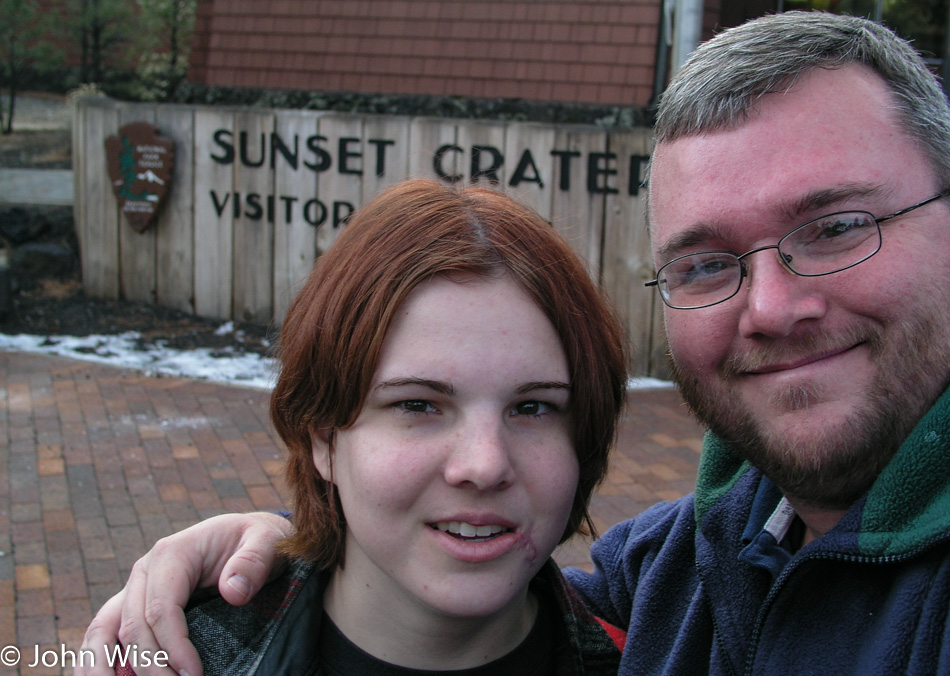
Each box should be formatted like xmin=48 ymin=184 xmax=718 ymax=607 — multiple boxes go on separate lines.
xmin=720 ymin=325 xmax=878 ymax=379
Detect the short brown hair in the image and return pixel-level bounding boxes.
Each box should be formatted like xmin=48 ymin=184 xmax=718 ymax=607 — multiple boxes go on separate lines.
xmin=653 ymin=12 xmax=950 ymax=183
xmin=273 ymin=179 xmax=628 ymax=568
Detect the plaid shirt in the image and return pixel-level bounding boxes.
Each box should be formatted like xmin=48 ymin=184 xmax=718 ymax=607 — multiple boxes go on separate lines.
xmin=140 ymin=558 xmax=623 ymax=676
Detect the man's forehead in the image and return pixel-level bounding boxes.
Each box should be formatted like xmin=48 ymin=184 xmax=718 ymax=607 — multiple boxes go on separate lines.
xmin=647 ymin=66 xmax=925 ymax=237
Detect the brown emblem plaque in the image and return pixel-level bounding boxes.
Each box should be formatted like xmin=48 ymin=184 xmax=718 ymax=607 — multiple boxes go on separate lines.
xmin=105 ymin=122 xmax=175 ymax=233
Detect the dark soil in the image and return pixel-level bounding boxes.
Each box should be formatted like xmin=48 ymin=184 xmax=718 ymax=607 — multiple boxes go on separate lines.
xmin=1 ymin=288 xmax=275 ymax=357
xmin=0 ymin=116 xmax=274 ymax=357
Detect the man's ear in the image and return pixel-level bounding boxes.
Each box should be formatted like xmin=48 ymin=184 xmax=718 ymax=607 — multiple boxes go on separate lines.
xmin=311 ymin=427 xmax=333 ymax=480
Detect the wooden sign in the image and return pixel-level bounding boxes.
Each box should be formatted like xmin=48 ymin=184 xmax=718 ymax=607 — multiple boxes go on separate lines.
xmin=105 ymin=122 xmax=175 ymax=233
xmin=79 ymin=100 xmax=665 ymax=378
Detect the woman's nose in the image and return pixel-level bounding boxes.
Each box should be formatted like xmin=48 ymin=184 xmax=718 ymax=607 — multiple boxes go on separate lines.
xmin=443 ymin=416 xmax=516 ymax=491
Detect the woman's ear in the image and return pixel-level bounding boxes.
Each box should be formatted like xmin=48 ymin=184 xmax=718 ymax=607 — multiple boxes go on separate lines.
xmin=311 ymin=427 xmax=333 ymax=480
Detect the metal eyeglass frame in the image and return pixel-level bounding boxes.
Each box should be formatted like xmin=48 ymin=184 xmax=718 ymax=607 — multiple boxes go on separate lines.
xmin=644 ymin=189 xmax=950 ymax=310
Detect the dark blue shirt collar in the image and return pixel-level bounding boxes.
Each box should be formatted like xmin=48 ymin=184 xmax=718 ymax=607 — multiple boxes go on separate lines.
xmin=738 ymin=476 xmax=800 ymax=580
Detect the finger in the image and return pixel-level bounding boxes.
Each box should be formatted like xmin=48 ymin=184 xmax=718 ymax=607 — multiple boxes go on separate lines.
xmin=130 ymin=544 xmax=206 ymax=676
xmin=106 ymin=553 xmax=195 ymax=676
xmin=218 ymin=513 xmax=293 ymax=606
xmin=77 ymin=591 xmax=125 ymax=676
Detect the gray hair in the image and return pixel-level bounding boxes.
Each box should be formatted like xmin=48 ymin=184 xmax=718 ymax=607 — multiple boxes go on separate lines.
xmin=654 ymin=11 xmax=950 ymax=185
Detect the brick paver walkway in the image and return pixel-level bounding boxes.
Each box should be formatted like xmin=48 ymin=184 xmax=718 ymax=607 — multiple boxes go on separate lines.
xmin=0 ymin=351 xmax=703 ymax=675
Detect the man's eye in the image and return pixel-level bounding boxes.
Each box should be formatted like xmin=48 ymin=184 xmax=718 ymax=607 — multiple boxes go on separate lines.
xmin=808 ymin=213 xmax=876 ymax=241
xmin=670 ymin=256 xmax=738 ymax=285
xmin=816 ymin=218 xmax=859 ymax=238
xmin=691 ymin=259 xmax=731 ymax=277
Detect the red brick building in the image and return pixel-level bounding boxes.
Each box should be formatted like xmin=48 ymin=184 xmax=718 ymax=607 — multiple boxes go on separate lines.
xmin=187 ymin=0 xmax=761 ymax=111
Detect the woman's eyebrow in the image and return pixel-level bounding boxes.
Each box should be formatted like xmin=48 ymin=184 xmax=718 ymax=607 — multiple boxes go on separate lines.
xmin=516 ymin=381 xmax=570 ymax=395
xmin=374 ymin=377 xmax=455 ymax=395
xmin=374 ymin=379 xmax=569 ymax=396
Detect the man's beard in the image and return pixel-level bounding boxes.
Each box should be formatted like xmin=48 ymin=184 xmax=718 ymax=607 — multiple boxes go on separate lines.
xmin=671 ymin=317 xmax=950 ymax=511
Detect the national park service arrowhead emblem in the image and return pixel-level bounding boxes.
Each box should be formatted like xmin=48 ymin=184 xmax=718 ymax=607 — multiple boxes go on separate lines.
xmin=105 ymin=122 xmax=175 ymax=233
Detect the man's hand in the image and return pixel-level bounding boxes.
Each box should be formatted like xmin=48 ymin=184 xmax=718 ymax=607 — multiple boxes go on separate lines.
xmin=76 ymin=512 xmax=291 ymax=676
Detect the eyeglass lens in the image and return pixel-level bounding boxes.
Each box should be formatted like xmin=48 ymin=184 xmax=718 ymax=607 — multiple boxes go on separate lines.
xmin=657 ymin=211 xmax=882 ymax=308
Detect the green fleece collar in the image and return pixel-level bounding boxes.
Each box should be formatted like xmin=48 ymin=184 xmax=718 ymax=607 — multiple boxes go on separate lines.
xmin=859 ymin=385 xmax=950 ymax=556
xmin=694 ymin=431 xmax=750 ymax=526
xmin=693 ymin=386 xmax=950 ymax=557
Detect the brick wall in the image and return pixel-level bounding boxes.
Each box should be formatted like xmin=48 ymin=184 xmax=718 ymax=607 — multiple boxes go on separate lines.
xmin=189 ymin=0 xmax=664 ymax=108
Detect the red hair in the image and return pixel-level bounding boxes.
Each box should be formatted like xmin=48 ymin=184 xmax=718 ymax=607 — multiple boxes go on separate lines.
xmin=272 ymin=179 xmax=628 ymax=567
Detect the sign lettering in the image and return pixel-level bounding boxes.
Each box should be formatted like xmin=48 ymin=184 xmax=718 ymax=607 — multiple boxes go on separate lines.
xmin=201 ymin=127 xmax=648 ymax=228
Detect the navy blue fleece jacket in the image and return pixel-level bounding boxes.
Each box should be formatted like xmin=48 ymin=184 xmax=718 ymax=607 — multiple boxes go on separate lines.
xmin=565 ymin=385 xmax=950 ymax=675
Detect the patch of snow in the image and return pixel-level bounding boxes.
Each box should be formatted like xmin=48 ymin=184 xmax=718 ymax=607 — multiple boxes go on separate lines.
xmin=0 ymin=332 xmax=278 ymax=390
xmin=0 ymin=331 xmax=671 ymax=392
xmin=627 ymin=377 xmax=675 ymax=390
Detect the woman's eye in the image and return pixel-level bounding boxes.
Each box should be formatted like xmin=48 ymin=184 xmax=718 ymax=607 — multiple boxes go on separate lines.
xmin=512 ymin=401 xmax=555 ymax=417
xmin=397 ymin=400 xmax=436 ymax=415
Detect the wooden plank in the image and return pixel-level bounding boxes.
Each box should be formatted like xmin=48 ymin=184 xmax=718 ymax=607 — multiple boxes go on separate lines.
xmin=193 ymin=108 xmax=234 ymax=320
xmin=602 ymin=128 xmax=654 ymax=377
xmin=409 ymin=118 xmax=459 ymax=185
xmin=361 ymin=115 xmax=410 ymax=201
xmin=231 ymin=111 xmax=275 ymax=324
xmin=80 ymin=101 xmax=121 ymax=299
xmin=0 ymin=169 xmax=73 ymax=205
xmin=503 ymin=122 xmax=556 ymax=221
xmin=155 ymin=105 xmax=196 ymax=314
xmin=272 ymin=110 xmax=319 ymax=324
xmin=550 ymin=127 xmax=608 ymax=279
xmin=315 ymin=114 xmax=364 ymax=256
xmin=72 ymin=99 xmax=85 ymax=258
xmin=118 ymin=104 xmax=158 ymax=305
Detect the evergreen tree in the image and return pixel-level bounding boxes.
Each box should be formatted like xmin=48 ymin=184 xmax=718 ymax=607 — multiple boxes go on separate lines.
xmin=0 ymin=0 xmax=63 ymax=133
xmin=67 ymin=0 xmax=136 ymax=85
xmin=135 ymin=0 xmax=197 ymax=101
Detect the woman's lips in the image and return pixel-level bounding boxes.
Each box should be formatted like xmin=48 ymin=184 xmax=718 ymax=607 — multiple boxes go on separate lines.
xmin=432 ymin=521 xmax=510 ymax=541
xmin=427 ymin=518 xmax=522 ymax=563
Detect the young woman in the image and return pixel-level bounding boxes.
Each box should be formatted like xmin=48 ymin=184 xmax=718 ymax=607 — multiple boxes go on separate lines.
xmin=113 ymin=179 xmax=628 ymax=675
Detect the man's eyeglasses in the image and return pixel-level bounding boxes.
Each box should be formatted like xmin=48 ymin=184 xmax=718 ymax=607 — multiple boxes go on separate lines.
xmin=645 ymin=190 xmax=950 ymax=310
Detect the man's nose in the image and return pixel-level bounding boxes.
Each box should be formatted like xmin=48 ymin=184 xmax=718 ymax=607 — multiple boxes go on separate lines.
xmin=737 ymin=250 xmax=827 ymax=338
